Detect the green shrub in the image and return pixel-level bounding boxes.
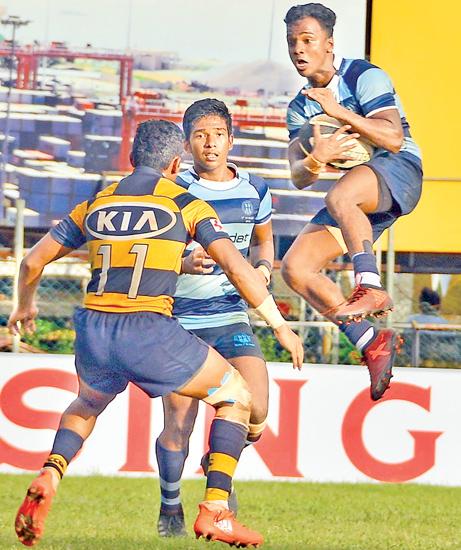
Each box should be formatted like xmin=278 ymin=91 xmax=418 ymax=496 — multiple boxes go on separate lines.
xmin=22 ymin=319 xmax=75 ymax=354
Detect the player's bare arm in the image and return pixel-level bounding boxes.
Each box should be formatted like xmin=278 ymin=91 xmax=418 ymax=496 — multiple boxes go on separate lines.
xmin=305 ymin=88 xmax=404 ymax=152
xmin=207 ymin=238 xmax=304 ymax=369
xmin=288 ymin=123 xmax=360 ymax=189
xmin=8 ymin=234 xmax=73 ymax=335
xmin=249 ymin=220 xmax=274 ymax=286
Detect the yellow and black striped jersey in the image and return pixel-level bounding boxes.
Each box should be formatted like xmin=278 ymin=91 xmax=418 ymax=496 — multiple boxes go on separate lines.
xmin=50 ymin=166 xmax=229 ymax=316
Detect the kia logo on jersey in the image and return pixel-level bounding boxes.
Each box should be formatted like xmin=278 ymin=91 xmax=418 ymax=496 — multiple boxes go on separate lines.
xmin=85 ymin=202 xmax=177 ymax=240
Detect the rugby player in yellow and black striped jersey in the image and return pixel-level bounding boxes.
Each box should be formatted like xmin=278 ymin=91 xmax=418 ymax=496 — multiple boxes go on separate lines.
xmin=9 ymin=119 xmax=303 ymax=548
xmin=52 ymin=167 xmax=227 ymax=315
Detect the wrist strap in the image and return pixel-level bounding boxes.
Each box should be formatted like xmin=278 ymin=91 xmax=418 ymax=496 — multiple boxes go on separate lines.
xmin=254 ymin=259 xmax=272 ymax=272
xmin=298 ymin=142 xmax=325 ymax=174
xmin=254 ymin=295 xmax=286 ymax=329
xmin=256 ymin=265 xmax=271 ymax=285
xmin=304 ymin=152 xmax=325 ymax=175
xmin=254 ymin=260 xmax=272 ymax=285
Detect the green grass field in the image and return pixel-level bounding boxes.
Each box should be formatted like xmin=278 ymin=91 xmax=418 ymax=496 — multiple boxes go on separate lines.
xmin=1 ymin=474 xmax=460 ymax=549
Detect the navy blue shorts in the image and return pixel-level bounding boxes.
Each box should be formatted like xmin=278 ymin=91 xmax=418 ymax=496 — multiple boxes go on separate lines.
xmin=311 ymin=151 xmax=423 ymax=242
xmin=190 ymin=322 xmax=264 ymax=361
xmin=73 ymin=308 xmax=209 ymax=397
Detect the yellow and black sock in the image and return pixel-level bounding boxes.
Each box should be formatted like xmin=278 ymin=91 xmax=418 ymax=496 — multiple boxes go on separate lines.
xmin=204 ymin=418 xmax=246 ymax=502
xmin=43 ymin=453 xmax=68 ymax=479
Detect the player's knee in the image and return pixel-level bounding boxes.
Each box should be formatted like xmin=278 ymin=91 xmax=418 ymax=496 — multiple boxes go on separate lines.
xmin=281 ymin=255 xmax=303 ymax=289
xmin=325 ymin=188 xmax=350 ymax=218
xmin=281 ymin=255 xmax=316 ymax=292
xmin=325 ymin=186 xmax=362 ymax=219
xmin=70 ymin=394 xmax=109 ymax=417
xmin=249 ymin=391 xmax=268 ymax=425
xmin=205 ymin=368 xmax=251 ymax=427
xmin=280 ymin=256 xmax=292 ymax=285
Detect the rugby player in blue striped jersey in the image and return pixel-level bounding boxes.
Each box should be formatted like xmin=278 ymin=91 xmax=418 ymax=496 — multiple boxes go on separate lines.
xmin=281 ymin=3 xmax=423 ymax=401
xmin=155 ymin=99 xmax=275 ymax=537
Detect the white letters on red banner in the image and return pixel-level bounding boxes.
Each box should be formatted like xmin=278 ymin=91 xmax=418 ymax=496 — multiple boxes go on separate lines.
xmin=1 ymin=354 xmax=459 ymax=485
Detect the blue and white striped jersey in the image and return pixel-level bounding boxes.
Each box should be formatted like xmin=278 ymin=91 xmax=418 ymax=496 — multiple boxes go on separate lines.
xmin=287 ymin=55 xmax=421 ymax=159
xmin=173 ymin=165 xmax=272 ymax=330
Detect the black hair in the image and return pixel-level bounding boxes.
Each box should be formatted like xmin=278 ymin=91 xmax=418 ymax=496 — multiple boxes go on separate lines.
xmin=420 ymin=287 xmax=441 ymax=307
xmin=131 ymin=119 xmax=184 ymax=170
xmin=284 ymin=3 xmax=336 ymax=37
xmin=183 ymin=98 xmax=232 ymax=141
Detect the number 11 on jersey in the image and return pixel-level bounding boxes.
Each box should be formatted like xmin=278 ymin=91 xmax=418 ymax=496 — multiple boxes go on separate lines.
xmin=95 ymin=243 xmax=148 ymax=299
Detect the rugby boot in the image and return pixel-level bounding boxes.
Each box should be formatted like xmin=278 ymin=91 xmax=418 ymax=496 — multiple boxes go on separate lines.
xmin=157 ymin=504 xmax=187 ymax=537
xmin=194 ymin=503 xmax=263 ymax=547
xmin=15 ymin=470 xmax=56 ymax=546
xmin=362 ymin=328 xmax=400 ymax=401
xmin=200 ymin=452 xmax=238 ymax=516
xmin=334 ymin=285 xmax=393 ymax=324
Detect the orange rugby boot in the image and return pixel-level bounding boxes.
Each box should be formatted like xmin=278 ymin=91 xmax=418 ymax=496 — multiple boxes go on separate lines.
xmin=15 ymin=470 xmax=56 ymax=546
xmin=334 ymin=285 xmax=393 ymax=324
xmin=362 ymin=328 xmax=401 ymax=401
xmin=194 ymin=503 xmax=263 ymax=548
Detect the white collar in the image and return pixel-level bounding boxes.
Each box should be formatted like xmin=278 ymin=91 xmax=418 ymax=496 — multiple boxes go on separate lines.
xmin=189 ymin=163 xmax=241 ymax=191
xmin=333 ymin=53 xmax=343 ymax=71
xmin=303 ymin=53 xmax=344 ymax=92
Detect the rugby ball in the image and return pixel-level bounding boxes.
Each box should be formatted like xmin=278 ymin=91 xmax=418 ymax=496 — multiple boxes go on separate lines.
xmin=297 ymin=114 xmax=374 ymax=170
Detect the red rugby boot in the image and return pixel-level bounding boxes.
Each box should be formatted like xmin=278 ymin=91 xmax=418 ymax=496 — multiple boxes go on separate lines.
xmin=15 ymin=470 xmax=56 ymax=546
xmin=194 ymin=503 xmax=263 ymax=548
xmin=334 ymin=285 xmax=393 ymax=324
xmin=362 ymin=328 xmax=400 ymax=401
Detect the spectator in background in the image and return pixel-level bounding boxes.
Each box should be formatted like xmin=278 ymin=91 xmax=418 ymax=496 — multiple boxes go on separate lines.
xmin=408 ymin=287 xmax=448 ymax=325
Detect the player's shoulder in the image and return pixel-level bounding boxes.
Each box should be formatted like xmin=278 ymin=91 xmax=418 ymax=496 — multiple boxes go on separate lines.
xmin=97 ymin=181 xmax=119 ymax=197
xmin=340 ymin=58 xmax=389 ymax=90
xmin=341 ymin=57 xmax=379 ymax=73
xmin=170 ymin=182 xmax=214 ymax=219
xmin=287 ymin=89 xmax=310 ymax=140
xmin=287 ymin=88 xmax=306 ymax=114
xmin=175 ymin=168 xmax=215 ymax=210
xmin=176 ymin=168 xmax=198 ymax=190
xmin=155 ymin=175 xmax=196 ymax=203
xmin=242 ymin=170 xmax=269 ymax=200
xmin=83 ymin=181 xmax=118 ymax=211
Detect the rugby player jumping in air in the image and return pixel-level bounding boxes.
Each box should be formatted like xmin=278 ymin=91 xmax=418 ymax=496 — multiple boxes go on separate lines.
xmin=281 ymin=3 xmax=422 ymax=400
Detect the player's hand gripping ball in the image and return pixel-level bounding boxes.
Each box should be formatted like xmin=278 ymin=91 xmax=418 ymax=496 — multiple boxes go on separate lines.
xmin=298 ymin=114 xmax=374 ymax=169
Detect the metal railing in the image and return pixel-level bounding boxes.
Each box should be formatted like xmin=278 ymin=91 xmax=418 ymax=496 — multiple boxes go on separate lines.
xmin=252 ymin=319 xmax=461 ymax=368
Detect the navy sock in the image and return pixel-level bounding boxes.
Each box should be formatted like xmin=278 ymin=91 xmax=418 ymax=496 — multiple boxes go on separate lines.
xmin=352 ymin=252 xmax=381 ymax=288
xmin=51 ymin=428 xmax=84 ymax=464
xmin=340 ymin=318 xmax=376 ymax=351
xmin=155 ymin=440 xmax=188 ymax=514
xmin=43 ymin=428 xmax=85 ymax=478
